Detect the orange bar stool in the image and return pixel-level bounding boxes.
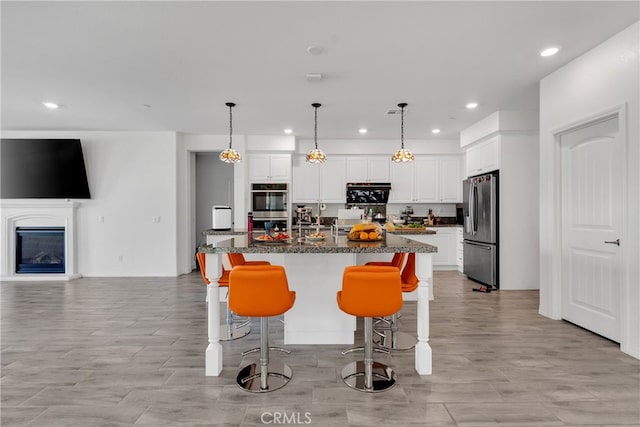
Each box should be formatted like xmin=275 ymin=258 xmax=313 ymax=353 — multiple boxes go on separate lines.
xmin=229 ymin=265 xmax=296 ymax=393
xmin=337 ymin=265 xmax=403 ymax=392
xmin=374 ymin=252 xmax=419 ymax=351
xmin=365 ymin=252 xmax=406 ymax=269
xmin=196 ymin=253 xmax=251 ymax=341
xmin=227 ymin=253 xmax=271 ymax=268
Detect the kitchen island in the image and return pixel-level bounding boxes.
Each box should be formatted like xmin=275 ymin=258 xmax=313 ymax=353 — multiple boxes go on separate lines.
xmin=199 ymin=232 xmax=436 ymax=377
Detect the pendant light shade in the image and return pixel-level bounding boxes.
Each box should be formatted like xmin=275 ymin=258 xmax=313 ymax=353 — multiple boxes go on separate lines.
xmin=306 ymin=103 xmax=327 ymax=164
xmin=219 ymin=102 xmax=241 ymax=164
xmin=391 ymin=102 xmax=415 ymax=163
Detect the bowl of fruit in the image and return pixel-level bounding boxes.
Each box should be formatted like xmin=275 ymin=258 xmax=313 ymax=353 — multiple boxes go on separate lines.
xmin=347 ymin=223 xmax=383 ymax=241
xmin=306 ymin=232 xmax=326 ymax=242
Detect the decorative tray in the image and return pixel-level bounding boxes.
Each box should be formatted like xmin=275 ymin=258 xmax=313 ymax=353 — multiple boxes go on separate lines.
xmin=392 ymin=225 xmax=426 ymax=230
xmin=253 ymin=233 xmax=291 ymax=244
xmin=305 ymin=236 xmax=326 ymax=242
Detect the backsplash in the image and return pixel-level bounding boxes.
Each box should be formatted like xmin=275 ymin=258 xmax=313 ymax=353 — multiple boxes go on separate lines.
xmin=386 ymin=203 xmax=457 ymax=217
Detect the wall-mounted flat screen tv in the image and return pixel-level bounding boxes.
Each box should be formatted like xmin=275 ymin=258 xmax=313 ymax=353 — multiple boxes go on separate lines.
xmin=1 ymin=139 xmax=91 ymax=199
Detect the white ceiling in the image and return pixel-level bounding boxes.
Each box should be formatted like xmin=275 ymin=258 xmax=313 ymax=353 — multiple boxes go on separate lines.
xmin=1 ymin=1 xmax=638 ymax=141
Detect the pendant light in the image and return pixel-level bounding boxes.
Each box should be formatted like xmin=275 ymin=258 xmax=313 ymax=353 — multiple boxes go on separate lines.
xmin=219 ymin=102 xmax=241 ymax=164
xmin=306 ymin=103 xmax=327 ymax=164
xmin=391 ymin=102 xmax=415 ymax=163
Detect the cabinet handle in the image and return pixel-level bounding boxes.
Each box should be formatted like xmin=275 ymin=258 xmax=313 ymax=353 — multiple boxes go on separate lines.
xmin=604 ymin=238 xmax=620 ymax=246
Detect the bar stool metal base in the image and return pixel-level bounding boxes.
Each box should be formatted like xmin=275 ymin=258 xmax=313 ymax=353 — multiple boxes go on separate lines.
xmin=373 ymin=329 xmax=416 ymax=351
xmin=341 ymin=361 xmax=397 ymax=392
xmin=236 ymin=361 xmax=292 ymax=393
xmin=219 ymin=322 xmax=251 ymax=341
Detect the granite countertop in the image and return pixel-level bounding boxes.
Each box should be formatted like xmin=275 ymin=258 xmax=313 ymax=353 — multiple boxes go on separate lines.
xmin=199 ymin=232 xmax=437 ymax=254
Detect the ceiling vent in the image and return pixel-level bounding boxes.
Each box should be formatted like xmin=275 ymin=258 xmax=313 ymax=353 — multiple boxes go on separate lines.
xmin=385 ymin=108 xmax=408 ymax=116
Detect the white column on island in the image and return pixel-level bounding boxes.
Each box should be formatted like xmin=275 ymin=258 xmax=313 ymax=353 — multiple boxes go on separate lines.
xmin=205 ymin=253 xmax=223 ymax=376
xmin=415 ymin=252 xmax=433 ymax=375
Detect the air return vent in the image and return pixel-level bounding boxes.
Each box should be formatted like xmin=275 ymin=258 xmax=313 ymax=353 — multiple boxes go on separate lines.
xmin=385 ymin=108 xmax=408 ymax=116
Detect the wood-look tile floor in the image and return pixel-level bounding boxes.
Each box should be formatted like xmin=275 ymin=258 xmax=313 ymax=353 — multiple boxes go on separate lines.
xmin=1 ymin=272 xmax=638 ymax=426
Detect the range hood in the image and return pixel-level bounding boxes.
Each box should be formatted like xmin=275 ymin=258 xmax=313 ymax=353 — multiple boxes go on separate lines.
xmin=346 ymin=182 xmax=392 ymax=205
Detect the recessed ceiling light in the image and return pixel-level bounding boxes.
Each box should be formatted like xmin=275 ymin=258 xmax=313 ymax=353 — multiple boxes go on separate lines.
xmin=42 ymin=101 xmax=59 ymax=109
xmin=284 ymin=129 xmax=293 ymax=134
xmin=431 ymin=129 xmax=441 ymax=134
xmin=307 ymin=45 xmax=324 ymax=55
xmin=358 ymin=128 xmax=367 ymax=134
xmin=465 ymin=102 xmax=478 ymax=109
xmin=540 ymin=46 xmax=560 ymax=57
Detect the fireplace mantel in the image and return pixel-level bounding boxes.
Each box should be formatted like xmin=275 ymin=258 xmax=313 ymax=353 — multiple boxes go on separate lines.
xmin=1 ymin=200 xmax=81 ymax=281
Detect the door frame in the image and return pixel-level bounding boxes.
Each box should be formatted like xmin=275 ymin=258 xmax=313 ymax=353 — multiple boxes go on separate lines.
xmin=546 ymin=103 xmax=630 ymax=353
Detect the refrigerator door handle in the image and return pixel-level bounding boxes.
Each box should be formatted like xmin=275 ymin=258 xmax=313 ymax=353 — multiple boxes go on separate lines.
xmin=472 ymin=183 xmax=478 ymax=235
xmin=466 ymin=182 xmax=473 ymax=234
xmin=464 ymin=240 xmax=492 ymax=249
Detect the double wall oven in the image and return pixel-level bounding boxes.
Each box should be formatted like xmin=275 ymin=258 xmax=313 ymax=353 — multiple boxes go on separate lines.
xmin=251 ymin=183 xmax=289 ymax=230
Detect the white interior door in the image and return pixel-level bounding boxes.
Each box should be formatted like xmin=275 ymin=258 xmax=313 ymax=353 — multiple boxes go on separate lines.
xmin=560 ymin=115 xmax=622 ymax=342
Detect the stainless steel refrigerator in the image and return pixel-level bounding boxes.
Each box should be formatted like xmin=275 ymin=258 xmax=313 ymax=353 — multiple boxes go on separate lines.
xmin=463 ymin=172 xmax=499 ymax=288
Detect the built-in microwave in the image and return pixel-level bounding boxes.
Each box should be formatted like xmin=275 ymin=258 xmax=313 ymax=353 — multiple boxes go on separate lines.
xmin=251 ymin=183 xmax=288 ymax=219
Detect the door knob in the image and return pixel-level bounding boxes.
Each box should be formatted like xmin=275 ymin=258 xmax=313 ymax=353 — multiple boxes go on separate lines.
xmin=604 ymin=238 xmax=620 ymax=246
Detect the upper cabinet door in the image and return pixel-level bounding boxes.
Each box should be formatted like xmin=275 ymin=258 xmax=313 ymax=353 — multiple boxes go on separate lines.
xmin=345 ymin=158 xmax=368 ymax=182
xmin=249 ymin=154 xmax=272 ymax=181
xmin=291 ymin=155 xmax=319 ymax=203
xmin=366 ymin=157 xmax=390 ymax=182
xmin=413 ymin=158 xmax=438 ymax=202
xmin=320 ymin=158 xmax=347 ymax=203
xmin=268 ymin=154 xmax=292 ymax=181
xmin=345 ymin=157 xmax=389 ymax=182
xmin=389 ymin=161 xmax=414 ymax=203
xmin=439 ymin=157 xmax=462 ymax=202
xmin=465 ymin=137 xmax=499 ymax=177
xmin=249 ymin=154 xmax=291 ymax=181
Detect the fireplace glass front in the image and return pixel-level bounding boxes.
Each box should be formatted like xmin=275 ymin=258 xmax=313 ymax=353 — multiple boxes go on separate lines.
xmin=16 ymin=227 xmax=65 ymax=273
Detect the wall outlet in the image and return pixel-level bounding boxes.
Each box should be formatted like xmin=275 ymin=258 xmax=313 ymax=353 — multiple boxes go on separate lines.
xmin=152 ymin=216 xmax=161 ymax=223
xmin=117 ymin=255 xmax=123 ymax=262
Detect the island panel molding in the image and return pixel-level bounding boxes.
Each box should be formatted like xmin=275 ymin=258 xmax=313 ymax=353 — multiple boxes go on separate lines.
xmin=200 ymin=233 xmax=435 ymax=376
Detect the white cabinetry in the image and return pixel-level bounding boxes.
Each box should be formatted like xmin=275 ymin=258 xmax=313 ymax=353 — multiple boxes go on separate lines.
xmin=319 ymin=157 xmax=347 ymax=203
xmin=388 ymin=161 xmax=413 ymax=203
xmin=291 ymin=156 xmax=319 ymax=203
xmin=249 ymin=154 xmax=291 ymax=181
xmin=404 ymin=228 xmax=458 ymax=270
xmin=292 ymin=156 xmax=346 ymax=204
xmin=465 ymin=137 xmax=499 ymax=177
xmin=414 ymin=158 xmax=439 ymax=202
xmin=439 ymin=158 xmax=463 ymax=202
xmin=346 ymin=157 xmax=389 ymax=182
xmin=389 ymin=156 xmax=462 ymax=203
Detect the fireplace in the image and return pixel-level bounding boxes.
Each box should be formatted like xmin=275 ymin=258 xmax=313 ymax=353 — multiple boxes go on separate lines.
xmin=16 ymin=227 xmax=65 ymax=273
xmin=1 ymin=200 xmax=80 ymax=281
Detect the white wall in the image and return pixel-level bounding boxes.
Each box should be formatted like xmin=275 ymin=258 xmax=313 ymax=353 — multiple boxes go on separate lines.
xmin=539 ymin=22 xmax=639 ymax=358
xmin=499 ymin=132 xmax=539 ymax=289
xmin=1 ymin=131 xmax=180 ymax=276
